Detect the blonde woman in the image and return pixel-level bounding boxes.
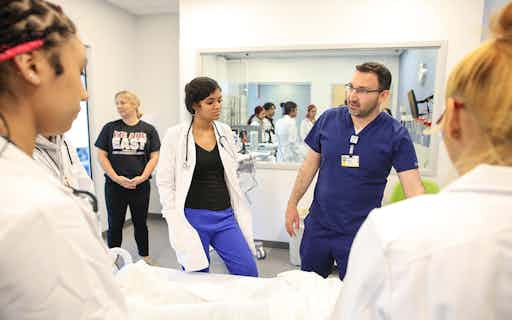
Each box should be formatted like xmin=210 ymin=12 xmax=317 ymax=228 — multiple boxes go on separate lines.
xmin=95 ymin=90 xmax=160 ymax=264
xmin=332 ymin=3 xmax=512 ymax=319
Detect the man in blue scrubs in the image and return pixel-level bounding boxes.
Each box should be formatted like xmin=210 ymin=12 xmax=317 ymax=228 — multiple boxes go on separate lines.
xmin=285 ymin=62 xmax=425 ymax=280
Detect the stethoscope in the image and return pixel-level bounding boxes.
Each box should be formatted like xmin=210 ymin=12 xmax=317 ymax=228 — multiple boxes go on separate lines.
xmin=183 ymin=117 xmax=237 ymax=168
xmin=0 ymin=113 xmax=98 ymax=213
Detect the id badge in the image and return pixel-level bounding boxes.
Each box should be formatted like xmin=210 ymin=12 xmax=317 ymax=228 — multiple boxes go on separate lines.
xmin=341 ymin=155 xmax=360 ymax=168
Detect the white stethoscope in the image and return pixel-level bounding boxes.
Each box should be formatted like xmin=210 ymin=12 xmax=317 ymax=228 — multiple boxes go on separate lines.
xmin=183 ymin=118 xmax=237 ymax=168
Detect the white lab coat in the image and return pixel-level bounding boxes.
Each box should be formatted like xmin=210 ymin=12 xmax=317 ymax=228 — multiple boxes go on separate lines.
xmin=156 ymin=121 xmax=256 ymax=272
xmin=332 ymin=164 xmax=512 ymax=320
xmin=0 ymin=138 xmax=127 ymax=319
xmin=299 ymin=118 xmax=314 ymax=142
xmin=33 ymin=135 xmax=95 ymax=194
xmin=275 ymin=115 xmax=300 ymax=162
xmin=249 ymin=118 xmax=262 ymax=127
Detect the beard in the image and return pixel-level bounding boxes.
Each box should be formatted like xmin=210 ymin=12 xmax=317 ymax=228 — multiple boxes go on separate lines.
xmin=348 ymin=99 xmax=380 ymax=118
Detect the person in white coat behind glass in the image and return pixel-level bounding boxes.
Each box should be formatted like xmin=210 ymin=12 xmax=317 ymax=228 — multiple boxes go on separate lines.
xmin=275 ymin=101 xmax=301 ymax=162
xmin=332 ymin=3 xmax=512 ymax=319
xmin=299 ymin=104 xmax=317 ymax=141
xmin=0 ymin=1 xmax=127 ymax=318
xmin=156 ymin=76 xmax=258 ymax=276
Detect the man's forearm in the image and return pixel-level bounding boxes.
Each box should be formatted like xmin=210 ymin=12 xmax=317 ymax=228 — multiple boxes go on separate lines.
xmin=288 ymin=156 xmax=319 ymax=206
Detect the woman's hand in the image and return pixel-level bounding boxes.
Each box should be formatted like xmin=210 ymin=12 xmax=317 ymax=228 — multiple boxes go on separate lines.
xmin=130 ymin=175 xmax=147 ymax=187
xmin=115 ymin=176 xmax=136 ymax=189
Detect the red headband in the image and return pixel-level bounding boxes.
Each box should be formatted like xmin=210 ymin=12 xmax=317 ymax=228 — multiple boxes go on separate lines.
xmin=0 ymin=39 xmax=45 ymax=63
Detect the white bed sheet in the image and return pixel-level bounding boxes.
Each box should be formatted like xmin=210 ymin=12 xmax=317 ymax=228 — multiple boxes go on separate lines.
xmin=116 ymin=261 xmax=342 ymax=320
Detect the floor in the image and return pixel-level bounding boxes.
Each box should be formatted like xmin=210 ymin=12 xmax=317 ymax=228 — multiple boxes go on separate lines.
xmin=116 ymin=216 xmax=300 ymax=277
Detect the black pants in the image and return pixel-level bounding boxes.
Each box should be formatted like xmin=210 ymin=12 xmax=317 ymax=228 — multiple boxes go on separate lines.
xmin=105 ymin=179 xmax=150 ymax=256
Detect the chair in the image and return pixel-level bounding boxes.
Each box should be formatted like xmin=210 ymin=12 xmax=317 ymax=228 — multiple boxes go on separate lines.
xmin=389 ymin=179 xmax=440 ymax=203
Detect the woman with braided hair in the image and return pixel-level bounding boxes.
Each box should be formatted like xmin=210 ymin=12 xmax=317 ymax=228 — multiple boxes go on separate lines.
xmin=0 ymin=0 xmax=127 ymax=318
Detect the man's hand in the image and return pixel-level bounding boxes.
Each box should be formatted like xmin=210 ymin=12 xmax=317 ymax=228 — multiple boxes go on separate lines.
xmin=285 ymin=205 xmax=301 ymax=237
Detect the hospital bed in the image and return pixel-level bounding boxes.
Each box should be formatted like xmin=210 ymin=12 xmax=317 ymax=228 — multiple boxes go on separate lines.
xmin=110 ymin=248 xmax=342 ymax=320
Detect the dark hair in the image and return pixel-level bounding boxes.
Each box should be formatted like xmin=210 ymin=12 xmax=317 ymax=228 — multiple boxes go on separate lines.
xmin=184 ymin=76 xmax=221 ymax=114
xmin=0 ymin=0 xmax=77 ymax=92
xmin=280 ymin=101 xmax=298 ymax=115
xmin=247 ymin=105 xmax=264 ymax=124
xmin=355 ymin=62 xmax=392 ymax=90
xmin=262 ymin=102 xmax=275 ymax=111
xmin=307 ymin=104 xmax=316 ymax=112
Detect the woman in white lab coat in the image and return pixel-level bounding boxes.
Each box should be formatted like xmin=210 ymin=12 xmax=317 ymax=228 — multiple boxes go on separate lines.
xmin=33 ymin=134 xmax=95 ymax=194
xmin=156 ymin=77 xmax=258 ymax=275
xmin=299 ymin=104 xmax=317 ymax=141
xmin=247 ymin=105 xmax=266 ymax=127
xmin=332 ymin=4 xmax=512 ymax=319
xmin=0 ymin=1 xmax=127 ymax=318
xmin=275 ymin=101 xmax=301 ymax=162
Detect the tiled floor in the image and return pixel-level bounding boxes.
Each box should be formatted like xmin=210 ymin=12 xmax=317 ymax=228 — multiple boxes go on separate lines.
xmin=117 ymin=216 xmax=300 ymax=277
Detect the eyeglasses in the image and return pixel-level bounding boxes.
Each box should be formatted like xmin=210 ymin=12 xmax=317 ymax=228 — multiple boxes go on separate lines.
xmin=345 ymin=83 xmax=383 ymax=95
xmin=435 ymin=100 xmax=465 ymax=126
xmin=423 ymin=100 xmax=465 ymax=135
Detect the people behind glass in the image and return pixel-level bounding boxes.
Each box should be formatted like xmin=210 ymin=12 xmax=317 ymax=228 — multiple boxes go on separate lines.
xmin=300 ymin=104 xmax=317 ymax=141
xmin=247 ymin=105 xmax=266 ymax=127
xmin=275 ymin=101 xmax=301 ymax=162
xmin=262 ymin=102 xmax=276 ymax=142
xmin=95 ymin=90 xmax=161 ymax=265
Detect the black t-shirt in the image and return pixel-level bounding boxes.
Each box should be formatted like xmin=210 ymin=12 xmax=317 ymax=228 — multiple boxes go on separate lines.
xmin=185 ymin=143 xmax=231 ymax=211
xmin=95 ymin=119 xmax=161 ymax=181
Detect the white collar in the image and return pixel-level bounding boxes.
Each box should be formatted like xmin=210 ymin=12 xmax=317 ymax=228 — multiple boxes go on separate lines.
xmin=0 ymin=136 xmax=61 ymax=181
xmin=1 ymin=136 xmax=35 ymax=165
xmin=444 ymin=164 xmax=512 ymax=195
xmin=35 ymin=135 xmax=61 ymax=152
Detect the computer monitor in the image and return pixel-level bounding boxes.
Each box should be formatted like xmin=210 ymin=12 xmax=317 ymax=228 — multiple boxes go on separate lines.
xmin=408 ymin=89 xmax=419 ymax=118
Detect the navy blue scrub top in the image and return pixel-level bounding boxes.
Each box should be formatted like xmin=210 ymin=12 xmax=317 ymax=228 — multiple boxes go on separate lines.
xmin=304 ymin=106 xmax=418 ymax=235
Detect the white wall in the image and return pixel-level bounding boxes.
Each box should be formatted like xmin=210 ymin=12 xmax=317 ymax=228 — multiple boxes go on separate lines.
xmin=53 ymin=0 xmax=138 ymax=229
xmin=134 ymin=13 xmax=180 ymax=214
xmin=180 ymin=0 xmax=485 ymax=242
xmin=482 ymin=0 xmax=511 ymax=40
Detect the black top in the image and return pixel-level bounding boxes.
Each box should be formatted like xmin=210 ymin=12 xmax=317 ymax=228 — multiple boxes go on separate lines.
xmin=266 ymin=116 xmax=275 ymax=133
xmin=95 ymin=119 xmax=161 ymax=181
xmin=185 ymin=143 xmax=231 ymax=211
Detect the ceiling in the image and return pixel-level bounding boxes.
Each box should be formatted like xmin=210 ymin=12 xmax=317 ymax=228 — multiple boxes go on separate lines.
xmin=105 ymin=0 xmax=179 ymax=15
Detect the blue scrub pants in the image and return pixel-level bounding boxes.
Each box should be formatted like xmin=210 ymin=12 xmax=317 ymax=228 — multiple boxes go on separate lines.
xmin=300 ymin=214 xmax=355 ymax=280
xmin=184 ymin=207 xmax=258 ymax=277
